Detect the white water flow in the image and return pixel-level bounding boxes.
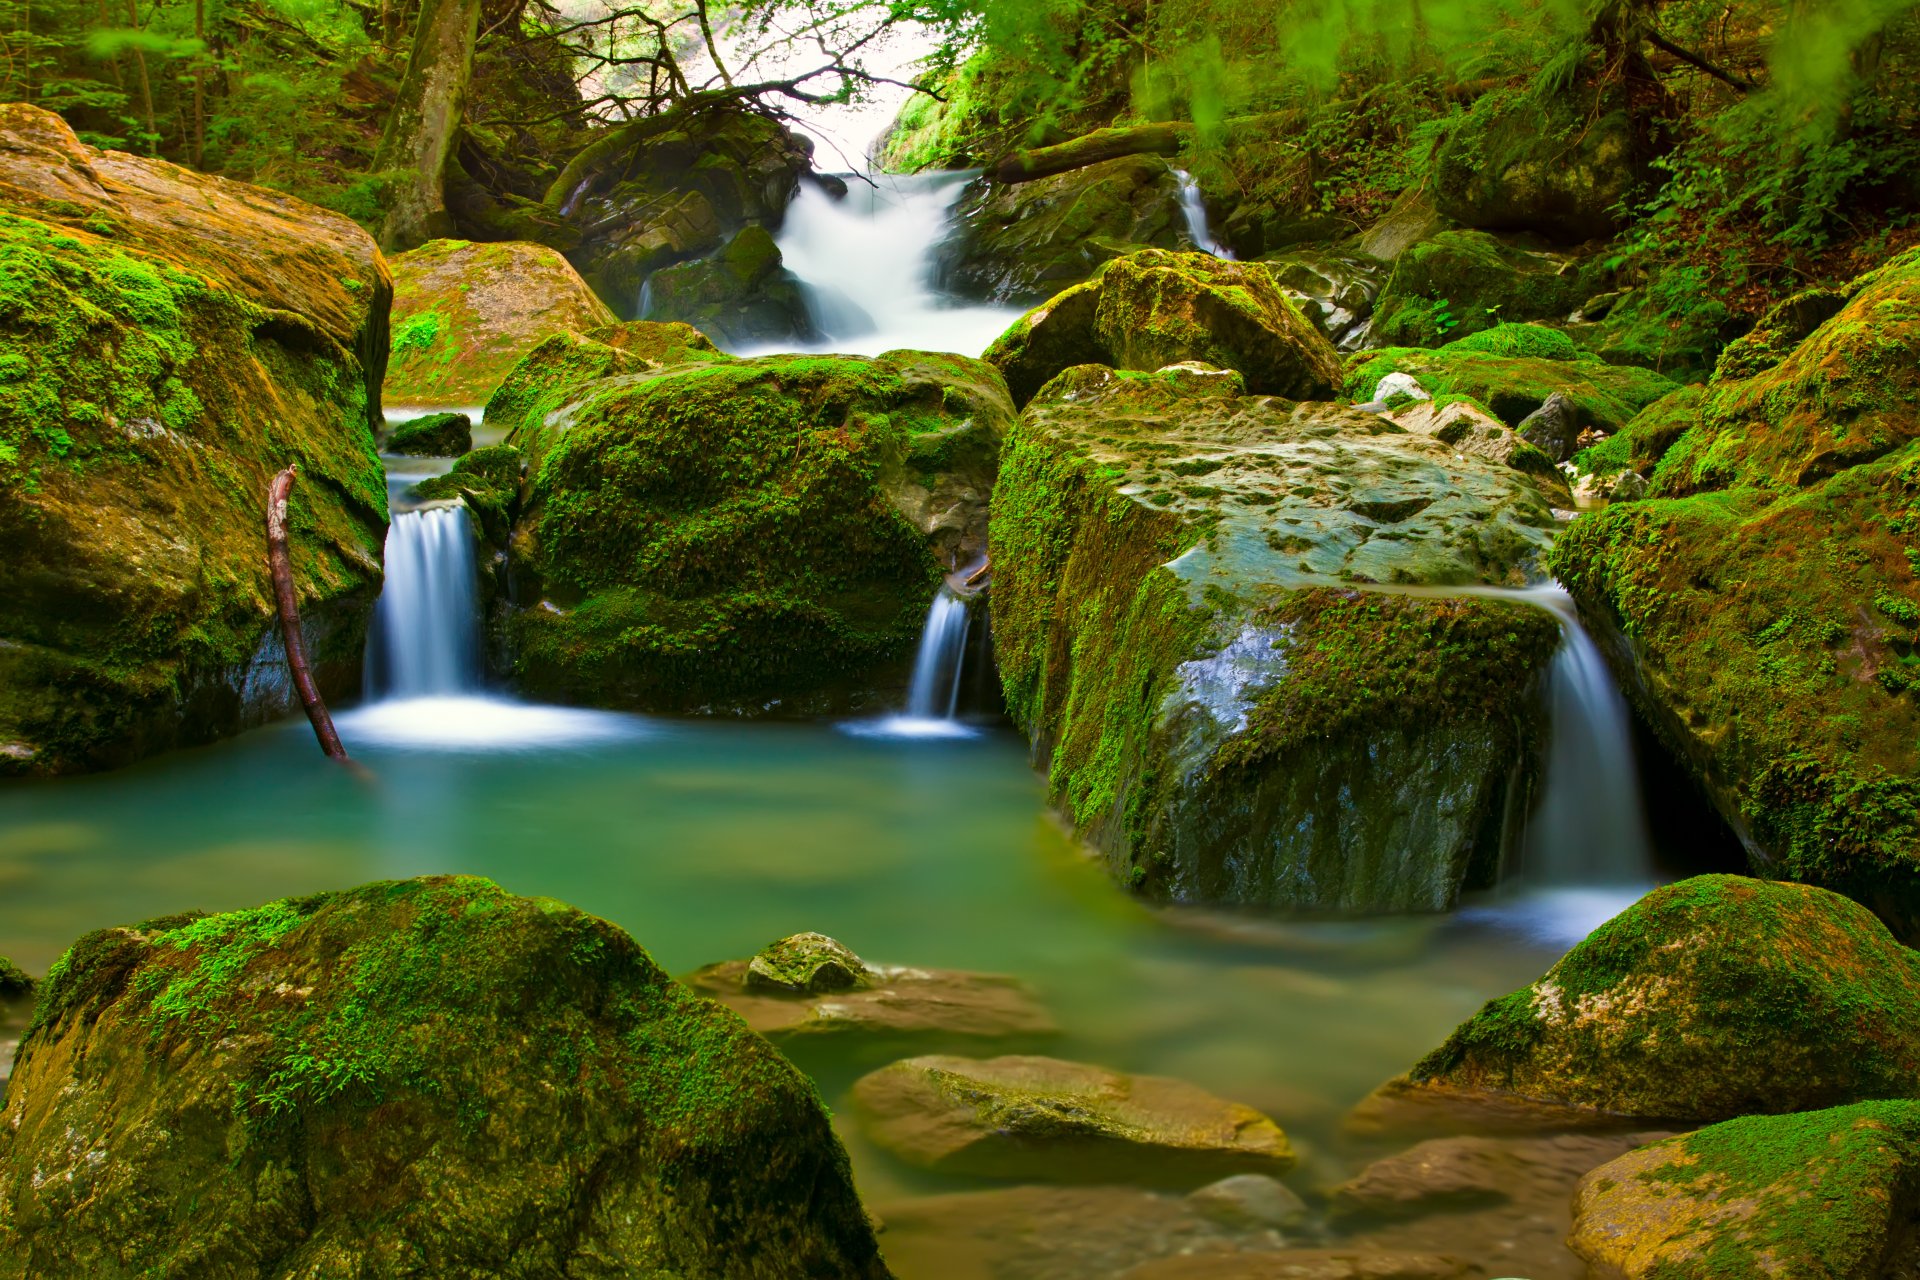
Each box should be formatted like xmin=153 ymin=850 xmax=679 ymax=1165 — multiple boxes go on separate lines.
xmin=1175 ymin=170 xmax=1234 ymax=259
xmin=741 ymin=171 xmax=1023 ymax=358
xmin=843 ymin=589 xmax=978 ymax=741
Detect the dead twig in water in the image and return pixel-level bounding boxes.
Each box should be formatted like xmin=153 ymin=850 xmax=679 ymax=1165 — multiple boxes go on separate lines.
xmin=267 ymin=464 xmax=353 ymax=766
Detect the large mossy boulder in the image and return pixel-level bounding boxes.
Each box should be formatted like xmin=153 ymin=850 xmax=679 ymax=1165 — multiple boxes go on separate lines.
xmin=987 ymin=250 xmax=1344 ymax=406
xmin=562 ymin=106 xmax=813 ymax=316
xmin=1569 ymin=1101 xmax=1920 ymax=1278
xmin=0 ymin=877 xmax=888 ymax=1278
xmin=384 ymin=238 xmax=615 ymax=407
xmin=1368 ymin=230 xmax=1593 ymax=348
xmin=1430 ymin=85 xmax=1654 ymax=244
xmin=1394 ymin=876 xmax=1920 ymax=1125
xmin=496 ymin=347 xmax=1013 ymax=712
xmin=1553 ymin=248 xmax=1920 ymax=936
xmin=639 ymin=224 xmax=814 ymax=347
xmin=0 ymin=104 xmax=388 ymax=776
xmin=935 ymin=156 xmax=1190 ymax=305
xmin=991 ymin=362 xmax=1564 ymax=912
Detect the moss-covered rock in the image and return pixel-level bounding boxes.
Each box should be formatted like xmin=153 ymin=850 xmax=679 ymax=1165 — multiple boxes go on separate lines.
xmin=1569 ymin=1101 xmax=1920 ymax=1278
xmin=1553 ymin=249 xmax=1920 ymax=934
xmin=407 ymin=443 xmax=524 ymax=548
xmin=1430 ymin=85 xmax=1654 ymax=244
xmin=1569 ymin=385 xmax=1705 ymax=483
xmin=850 ymin=1054 xmax=1295 ymax=1188
xmin=384 ymin=410 xmax=472 ymax=457
xmin=384 ymin=238 xmax=615 ymax=406
xmin=1400 ymin=876 xmax=1920 ymax=1124
xmin=1346 ymin=330 xmax=1680 ymax=437
xmin=1369 ymin=231 xmax=1592 ymax=348
xmin=497 ymin=348 xmax=1012 ymax=712
xmin=0 ymin=877 xmax=888 ymax=1278
xmin=987 ymin=250 xmax=1344 ymax=406
xmin=744 ymin=932 xmax=873 ymax=994
xmin=0 ymin=961 xmax=29 ymax=1002
xmin=639 ymin=224 xmax=814 ymax=347
xmin=1261 ymin=247 xmax=1386 ymax=350
xmin=991 ymin=362 xmax=1564 ymax=912
xmin=0 ymin=104 xmax=387 ymax=776
xmin=935 ymin=156 xmax=1190 ymax=305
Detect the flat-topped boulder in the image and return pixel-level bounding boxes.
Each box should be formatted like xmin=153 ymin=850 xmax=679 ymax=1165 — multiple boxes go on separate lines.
xmin=0 ymin=878 xmax=889 ymax=1278
xmin=496 ymin=347 xmax=1012 ymax=713
xmin=1570 ymin=1101 xmax=1920 ymax=1278
xmin=991 ymin=362 xmax=1564 ymax=912
xmin=1372 ymin=876 xmax=1920 ymax=1130
xmin=684 ymin=933 xmax=1056 ymax=1052
xmin=384 ymin=410 xmax=472 ymax=457
xmin=384 ymin=238 xmax=615 ymax=406
xmin=851 ymin=1053 xmax=1295 ymax=1188
xmin=0 ymin=103 xmax=388 ymax=775
xmin=986 ymin=250 xmax=1344 ymax=404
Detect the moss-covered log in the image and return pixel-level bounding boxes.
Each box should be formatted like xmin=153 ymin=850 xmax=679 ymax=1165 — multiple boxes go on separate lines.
xmin=991 ymin=122 xmax=1191 ymax=184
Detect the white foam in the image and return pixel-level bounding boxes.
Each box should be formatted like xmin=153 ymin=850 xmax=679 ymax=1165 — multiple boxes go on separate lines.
xmin=335 ymin=697 xmax=648 ymax=752
xmin=839 ymin=716 xmax=981 ymax=742
xmin=1457 ymin=885 xmax=1653 ymax=949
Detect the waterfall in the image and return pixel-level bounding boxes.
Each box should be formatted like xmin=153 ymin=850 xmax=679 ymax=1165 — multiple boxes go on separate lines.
xmin=1176 ymin=170 xmax=1234 ymax=259
xmin=366 ymin=506 xmax=480 ymax=699
xmin=1519 ymin=586 xmax=1654 ymax=885
xmin=905 ymin=590 xmax=972 ymax=720
xmin=740 ymin=172 xmax=1022 ymax=359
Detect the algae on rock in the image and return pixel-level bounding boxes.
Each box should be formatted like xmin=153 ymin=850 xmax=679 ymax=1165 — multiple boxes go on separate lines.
xmin=0 ymin=104 xmax=388 ymax=776
xmin=0 ymin=877 xmax=889 ymax=1278
xmin=991 ymin=362 xmax=1565 ymax=913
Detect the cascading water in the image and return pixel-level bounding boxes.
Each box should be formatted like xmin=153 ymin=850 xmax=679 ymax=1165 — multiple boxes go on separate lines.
xmin=844 ymin=588 xmax=979 ymax=740
xmin=367 ymin=507 xmax=480 ymax=699
xmin=1175 ymin=170 xmax=1234 ymax=259
xmin=741 ymin=172 xmax=1023 ymax=358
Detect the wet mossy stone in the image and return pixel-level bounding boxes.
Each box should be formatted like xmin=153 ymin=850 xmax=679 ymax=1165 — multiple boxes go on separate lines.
xmin=407 ymin=444 xmax=525 ymax=548
xmin=0 ymin=877 xmax=889 ymax=1279
xmin=1570 ymin=1101 xmax=1920 ymax=1279
xmin=850 ymin=1054 xmax=1295 ymax=1189
xmin=745 ymin=932 xmax=874 ymax=994
xmin=639 ymin=225 xmax=815 ymax=347
xmin=1369 ymin=232 xmax=1593 ymax=348
xmin=935 ymin=155 xmax=1190 ymax=305
xmin=1345 ymin=337 xmax=1679 ymax=438
xmin=991 ymin=362 xmax=1564 ymax=912
xmin=0 ymin=960 xmax=30 ymax=1001
xmin=384 ymin=410 xmax=472 ymax=457
xmin=502 ymin=350 xmax=1013 ymax=713
xmin=0 ymin=104 xmax=388 ymax=777
xmin=1402 ymin=876 xmax=1920 ymax=1124
xmin=384 ymin=238 xmax=616 ymax=406
xmin=986 ymin=249 xmax=1345 ymax=406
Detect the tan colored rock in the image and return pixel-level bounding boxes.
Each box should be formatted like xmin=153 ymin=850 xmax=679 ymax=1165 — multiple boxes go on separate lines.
xmin=386 ymin=239 xmax=616 ymax=406
xmin=1119 ymin=1251 xmax=1474 ymax=1280
xmin=1385 ymin=398 xmax=1570 ymax=501
xmin=1330 ymin=1132 xmax=1672 ymax=1226
xmin=850 ymin=1054 xmax=1295 ymax=1187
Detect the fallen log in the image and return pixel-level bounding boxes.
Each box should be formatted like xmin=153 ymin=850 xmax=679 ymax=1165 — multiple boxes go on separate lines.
xmin=991 ymin=122 xmax=1191 ymax=185
xmin=266 ymin=465 xmax=351 ymax=764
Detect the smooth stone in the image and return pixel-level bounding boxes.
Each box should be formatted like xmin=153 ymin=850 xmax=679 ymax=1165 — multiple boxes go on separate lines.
xmin=743 ymin=932 xmax=875 ymax=994
xmin=850 ymin=1053 xmax=1295 ymax=1188
xmin=1329 ymin=1132 xmax=1674 ymax=1226
xmin=684 ymin=957 xmax=1057 ymax=1048
xmin=1118 ymin=1250 xmax=1476 ymax=1280
xmin=1186 ymin=1174 xmax=1312 ymax=1232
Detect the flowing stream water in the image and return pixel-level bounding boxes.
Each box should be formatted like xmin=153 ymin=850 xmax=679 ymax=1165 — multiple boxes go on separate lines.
xmin=1175 ymin=169 xmax=1234 ymax=259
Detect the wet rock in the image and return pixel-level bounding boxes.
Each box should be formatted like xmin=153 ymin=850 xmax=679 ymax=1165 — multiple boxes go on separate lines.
xmin=1570 ymin=1101 xmax=1920 ymax=1279
xmin=385 ymin=238 xmax=615 ymax=405
xmin=1370 ymin=230 xmax=1590 ymax=348
xmin=1552 ymin=247 xmax=1920 ymax=937
xmin=1329 ymin=1132 xmax=1669 ymax=1226
xmin=0 ymin=960 xmax=30 ymax=1002
xmin=850 ymin=1054 xmax=1295 ymax=1188
xmin=937 ymin=156 xmax=1190 ymax=305
xmin=986 ymin=249 xmax=1344 ymax=405
xmin=1570 ymin=469 xmax=1646 ymax=506
xmin=493 ymin=346 xmax=1011 ymax=713
xmin=385 ymin=411 xmax=472 ymax=457
xmin=1118 ymin=1251 xmax=1475 ymax=1280
xmin=406 ymin=444 xmax=524 ymax=549
xmin=745 ymin=933 xmax=874 ymax=994
xmin=1262 ymin=248 xmax=1387 ymax=350
xmin=1516 ymin=392 xmax=1582 ymax=463
xmin=1382 ymin=399 xmax=1569 ymax=503
xmin=1187 ymin=1174 xmax=1312 ymax=1232
xmin=0 ymin=959 xmax=30 ymax=1100
xmin=0 ymin=877 xmax=888 ymax=1278
xmin=1384 ymin=876 xmax=1920 ymax=1126
xmin=991 ymin=362 xmax=1565 ymax=912
xmin=0 ymin=103 xmax=387 ymax=776
xmin=639 ymin=224 xmax=816 ymax=347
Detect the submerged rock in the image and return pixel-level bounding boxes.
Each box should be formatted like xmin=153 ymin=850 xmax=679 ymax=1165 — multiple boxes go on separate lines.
xmin=1185 ymin=1174 xmax=1311 ymax=1232
xmin=991 ymin=362 xmax=1563 ymax=912
xmin=1555 ymin=248 xmax=1920 ymax=935
xmin=1120 ymin=1251 xmax=1475 ymax=1280
xmin=384 ymin=238 xmax=614 ymax=406
xmin=851 ymin=1054 xmax=1295 ymax=1188
xmin=1385 ymin=876 xmax=1920 ymax=1126
xmin=1569 ymin=1101 xmax=1920 ymax=1279
xmin=0 ymin=103 xmax=387 ymax=776
xmin=1329 ymin=1131 xmax=1668 ymax=1227
xmin=495 ymin=346 xmax=1011 ymax=712
xmin=384 ymin=410 xmax=472 ymax=457
xmin=0 ymin=878 xmax=888 ymax=1278
xmin=936 ymin=156 xmax=1190 ymax=305
xmin=986 ymin=250 xmax=1344 ymax=405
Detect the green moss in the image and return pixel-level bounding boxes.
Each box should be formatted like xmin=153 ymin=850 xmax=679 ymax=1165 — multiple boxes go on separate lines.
xmin=1371 ymin=233 xmax=1596 ymax=348
xmin=1571 ymin=385 xmax=1704 ymax=480
xmin=1450 ymin=322 xmax=1581 ymax=361
xmin=390 ymin=308 xmax=444 ymax=358
xmin=1345 ymin=343 xmax=1678 ymax=433
xmin=0 ymin=957 xmax=32 ymax=1001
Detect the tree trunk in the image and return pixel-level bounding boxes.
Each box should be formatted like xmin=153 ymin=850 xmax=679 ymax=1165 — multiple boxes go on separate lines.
xmin=265 ymin=466 xmax=351 ymax=765
xmin=374 ymin=0 xmax=482 ymax=252
xmin=124 ymin=0 xmax=157 ymax=146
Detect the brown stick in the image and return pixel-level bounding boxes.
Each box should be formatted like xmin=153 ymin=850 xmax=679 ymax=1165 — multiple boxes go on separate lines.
xmin=267 ymin=466 xmax=351 ymax=763
xmin=964 ymin=559 xmax=991 ymax=589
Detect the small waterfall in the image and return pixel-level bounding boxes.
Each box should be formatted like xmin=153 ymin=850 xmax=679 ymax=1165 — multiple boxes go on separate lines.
xmin=1176 ymin=170 xmax=1234 ymax=259
xmin=1519 ymin=586 xmax=1653 ymax=884
xmin=905 ymin=590 xmax=972 ymax=720
xmin=366 ymin=506 xmax=479 ymax=699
